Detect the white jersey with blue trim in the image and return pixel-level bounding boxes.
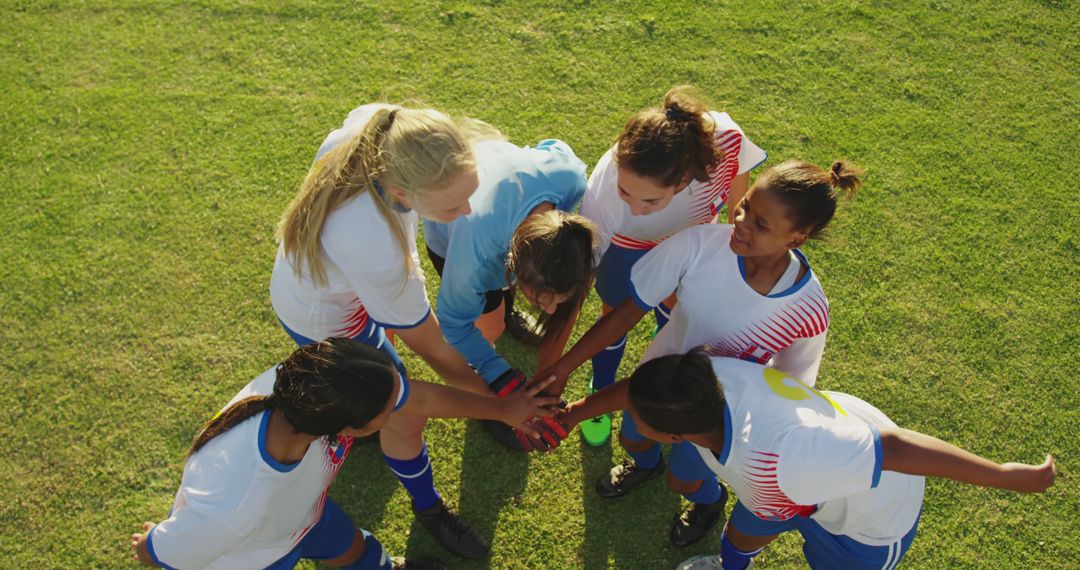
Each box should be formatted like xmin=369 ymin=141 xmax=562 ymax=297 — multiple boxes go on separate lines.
xmin=694 ymin=357 xmax=925 ymax=547
xmin=580 ymin=111 xmax=767 ymax=259
xmin=270 ymin=104 xmax=431 ymax=341
xmin=629 ymin=224 xmax=829 ymax=386
xmin=146 ymin=368 xmax=357 ymax=570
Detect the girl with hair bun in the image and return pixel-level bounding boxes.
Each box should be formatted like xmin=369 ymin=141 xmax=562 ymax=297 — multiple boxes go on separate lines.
xmin=574 ymin=85 xmax=768 ymax=447
xmin=544 ymin=158 xmax=864 ymax=548
xmin=130 ymin=338 xmax=560 ymax=570
xmin=269 ymin=103 xmax=502 ymax=558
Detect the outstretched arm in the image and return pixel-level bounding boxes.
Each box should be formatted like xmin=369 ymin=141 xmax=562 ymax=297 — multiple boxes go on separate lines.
xmin=532 ymin=298 xmax=647 ymax=396
xmin=560 ymin=381 xmax=631 ymax=429
xmin=392 ymin=314 xmax=489 ymax=395
xmin=880 ymin=428 xmax=1056 ymax=493
xmin=401 ymin=376 xmax=562 ymax=438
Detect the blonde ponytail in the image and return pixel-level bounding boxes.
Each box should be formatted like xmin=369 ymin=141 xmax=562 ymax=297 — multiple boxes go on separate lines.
xmin=276 ymin=106 xmax=477 ymax=287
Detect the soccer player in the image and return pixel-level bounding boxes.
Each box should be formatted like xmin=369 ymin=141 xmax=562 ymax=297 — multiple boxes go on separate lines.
xmin=564 ymin=350 xmax=1057 ymax=570
xmin=537 ymin=159 xmax=863 ymax=545
xmin=422 ymin=138 xmax=592 ymax=451
xmin=129 ymin=338 xmax=562 ymax=570
xmin=270 ymin=103 xmax=500 ymax=557
xmin=576 ymin=85 xmax=767 ymax=447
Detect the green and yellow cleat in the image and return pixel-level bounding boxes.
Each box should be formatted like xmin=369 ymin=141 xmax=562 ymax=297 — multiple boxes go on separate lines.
xmin=581 ymin=376 xmax=612 ymax=447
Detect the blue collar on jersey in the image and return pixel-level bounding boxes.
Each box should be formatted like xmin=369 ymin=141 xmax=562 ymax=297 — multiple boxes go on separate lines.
xmin=373 ymin=181 xmax=413 ymax=214
xmin=717 ymin=402 xmax=733 ymax=464
xmin=259 ymin=409 xmax=300 ymax=473
xmin=736 ymin=248 xmax=813 ymax=299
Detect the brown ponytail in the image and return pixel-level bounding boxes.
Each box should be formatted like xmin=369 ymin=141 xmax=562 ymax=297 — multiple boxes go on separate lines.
xmin=615 ymin=85 xmax=722 ymax=188
xmin=508 ymin=210 xmax=597 ymax=341
xmin=188 ymin=338 xmax=398 ymax=457
xmin=752 ymin=159 xmax=865 ymax=239
xmin=189 ymin=395 xmax=275 ymax=455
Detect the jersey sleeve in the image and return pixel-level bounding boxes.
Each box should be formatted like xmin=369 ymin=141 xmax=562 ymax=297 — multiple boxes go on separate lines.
xmin=580 ymin=148 xmax=621 ymax=261
xmin=532 ymin=138 xmax=589 ymax=211
xmin=769 ymin=331 xmax=828 ymax=388
xmin=713 ymin=112 xmax=767 ymax=175
xmin=775 ymin=423 xmax=884 ymax=507
xmin=628 ymin=228 xmax=698 ymax=311
xmin=146 ymin=503 xmax=245 ymax=570
xmin=433 ymin=228 xmax=512 ymax=383
xmin=322 ymin=212 xmax=431 ymax=330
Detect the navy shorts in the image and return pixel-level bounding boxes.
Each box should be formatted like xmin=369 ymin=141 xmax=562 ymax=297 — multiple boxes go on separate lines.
xmin=594 ymin=245 xmax=649 ymax=307
xmin=279 ymin=317 xmax=410 ymax=410
xmin=266 ymin=498 xmax=361 ymax=569
xmin=730 ymin=500 xmax=920 ymax=570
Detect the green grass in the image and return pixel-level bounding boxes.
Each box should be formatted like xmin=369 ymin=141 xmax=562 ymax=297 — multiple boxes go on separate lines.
xmin=1 ymin=0 xmax=1077 ymax=568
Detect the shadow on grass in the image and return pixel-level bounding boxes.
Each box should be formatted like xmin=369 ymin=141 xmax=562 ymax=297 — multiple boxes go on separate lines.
xmin=402 ymin=420 xmax=531 ymax=568
xmin=579 ymin=421 xmax=720 ymax=569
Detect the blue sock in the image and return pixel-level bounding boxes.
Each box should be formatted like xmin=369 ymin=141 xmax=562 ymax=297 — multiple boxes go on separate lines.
xmin=720 ymin=531 xmax=762 ymax=570
xmin=342 ymin=531 xmax=392 ymax=570
xmin=684 ymin=480 xmax=723 ymax=505
xmin=383 ymin=442 xmax=442 ymax=512
xmin=626 ymin=443 xmax=662 ymax=470
xmin=590 ymin=334 xmax=627 ymax=391
xmin=653 ymin=302 xmax=671 ymax=331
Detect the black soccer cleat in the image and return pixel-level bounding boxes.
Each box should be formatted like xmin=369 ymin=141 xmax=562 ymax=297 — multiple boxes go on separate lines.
xmin=505 ymin=308 xmax=544 ymax=346
xmin=670 ymin=487 xmax=729 ymax=547
xmin=596 ymin=457 xmax=666 ymax=498
xmin=414 ymin=500 xmax=490 ymax=559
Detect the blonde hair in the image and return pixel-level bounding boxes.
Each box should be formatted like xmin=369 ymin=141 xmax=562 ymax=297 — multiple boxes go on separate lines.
xmin=276 ymin=105 xmax=477 ymax=286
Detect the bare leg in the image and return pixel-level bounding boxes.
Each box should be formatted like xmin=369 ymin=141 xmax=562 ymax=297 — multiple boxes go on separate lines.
xmin=380 ymin=411 xmax=427 ymax=459
xmin=476 ymin=300 xmax=506 ymax=346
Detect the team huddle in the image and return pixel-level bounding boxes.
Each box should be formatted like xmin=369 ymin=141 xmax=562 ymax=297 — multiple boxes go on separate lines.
xmin=130 ymin=87 xmax=1057 ymax=570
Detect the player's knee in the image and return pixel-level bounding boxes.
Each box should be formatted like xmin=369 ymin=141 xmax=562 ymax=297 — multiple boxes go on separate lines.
xmin=667 ymin=471 xmax=703 ymax=495
xmin=384 ymin=412 xmax=428 ymax=439
xmin=618 ymin=431 xmax=656 ymax=453
xmin=477 ymin=306 xmax=506 ymax=345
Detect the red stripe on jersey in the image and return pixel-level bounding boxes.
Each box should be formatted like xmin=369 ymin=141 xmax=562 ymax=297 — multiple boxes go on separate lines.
xmin=687 ymin=130 xmax=744 ymax=225
xmin=703 ymin=287 xmax=829 ymax=365
xmin=611 ymin=233 xmax=660 ymax=250
xmin=336 ymin=298 xmax=370 ymax=338
xmin=790 ymin=300 xmax=824 ymax=337
xmin=742 ymin=450 xmax=816 ymax=521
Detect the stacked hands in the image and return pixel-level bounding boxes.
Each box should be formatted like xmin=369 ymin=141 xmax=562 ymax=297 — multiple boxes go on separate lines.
xmin=491 ymin=367 xmax=590 ymax=453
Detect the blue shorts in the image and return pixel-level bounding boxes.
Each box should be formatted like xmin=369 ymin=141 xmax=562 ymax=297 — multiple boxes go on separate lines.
xmin=266 ymin=497 xmax=359 ymax=569
xmin=279 ymin=317 xmax=409 ymax=383
xmin=620 ymin=410 xmax=717 ymax=482
xmin=594 ymin=245 xmax=649 ymax=307
xmin=730 ymin=501 xmax=920 ymax=570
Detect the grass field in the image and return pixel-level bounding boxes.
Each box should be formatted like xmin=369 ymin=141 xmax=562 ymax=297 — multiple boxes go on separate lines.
xmin=1 ymin=1 xmax=1077 ymax=568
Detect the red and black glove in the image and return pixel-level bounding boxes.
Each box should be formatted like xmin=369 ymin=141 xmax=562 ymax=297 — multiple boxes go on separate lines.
xmin=482 ymin=369 xmax=568 ymax=452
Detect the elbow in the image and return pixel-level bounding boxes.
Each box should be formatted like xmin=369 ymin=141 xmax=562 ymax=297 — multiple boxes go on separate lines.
xmin=877 ymin=428 xmax=904 ymax=471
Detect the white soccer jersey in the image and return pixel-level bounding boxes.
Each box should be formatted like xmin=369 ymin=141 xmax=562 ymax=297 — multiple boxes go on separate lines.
xmin=694 ymin=357 xmax=925 ymax=546
xmin=630 ymin=224 xmax=829 ymax=386
xmin=580 ymin=111 xmax=767 ymax=259
xmin=146 ymin=369 xmax=356 ymax=570
xmin=270 ymin=104 xmax=431 ymax=341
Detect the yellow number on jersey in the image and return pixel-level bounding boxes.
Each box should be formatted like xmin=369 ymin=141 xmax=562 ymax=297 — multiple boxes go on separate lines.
xmin=762 ymin=368 xmax=847 ymax=416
